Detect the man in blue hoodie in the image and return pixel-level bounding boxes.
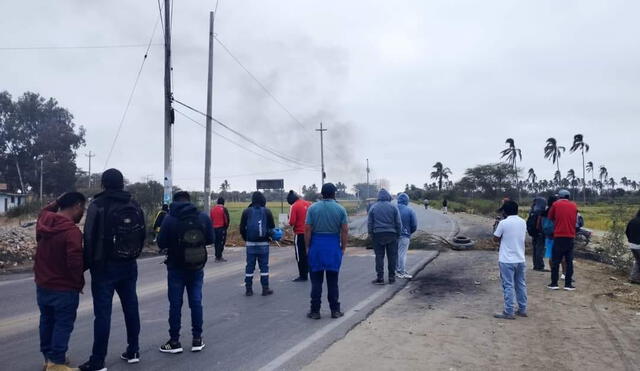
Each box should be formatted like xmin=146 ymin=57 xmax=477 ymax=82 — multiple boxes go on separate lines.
xmin=396 ymin=193 xmax=417 ymax=279
xmin=157 ymin=191 xmax=214 ymax=355
xmin=368 ymin=189 xmax=403 ymax=285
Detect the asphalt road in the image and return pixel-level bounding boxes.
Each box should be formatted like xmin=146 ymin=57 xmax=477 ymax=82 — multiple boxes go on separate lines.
xmin=0 ymin=243 xmax=437 ymax=370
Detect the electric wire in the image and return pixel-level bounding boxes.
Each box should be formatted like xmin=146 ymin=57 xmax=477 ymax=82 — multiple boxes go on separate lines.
xmin=0 ymin=44 xmax=162 ymax=51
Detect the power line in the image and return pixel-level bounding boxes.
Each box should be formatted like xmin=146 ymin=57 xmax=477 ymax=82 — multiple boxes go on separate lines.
xmin=214 ymin=35 xmax=308 ymax=131
xmin=103 ymin=15 xmax=161 ymax=169
xmin=0 ymin=43 xmax=162 ymax=51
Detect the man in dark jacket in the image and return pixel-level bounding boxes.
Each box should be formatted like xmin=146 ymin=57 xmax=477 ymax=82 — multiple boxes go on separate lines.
xmin=35 ymin=192 xmax=86 ymax=371
xmin=626 ymin=209 xmax=640 ymax=283
xmin=157 ymin=191 xmax=214 ymax=354
xmin=240 ymin=191 xmax=276 ymax=296
xmin=368 ymin=189 xmax=402 ymax=285
xmin=528 ymin=196 xmax=547 ymax=271
xmin=80 ymin=169 xmax=146 ymax=371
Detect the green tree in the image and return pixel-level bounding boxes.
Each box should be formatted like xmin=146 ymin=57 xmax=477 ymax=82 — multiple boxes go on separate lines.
xmin=430 ymin=162 xmax=451 ymax=192
xmin=544 ymin=137 xmax=566 ymax=174
xmin=570 ymin=134 xmax=590 ymax=204
xmin=500 ymin=138 xmax=522 ymax=200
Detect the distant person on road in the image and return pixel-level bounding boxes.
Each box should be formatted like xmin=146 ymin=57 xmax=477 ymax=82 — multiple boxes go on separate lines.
xmin=423 ymin=199 xmax=430 ymax=210
xmin=288 ymin=190 xmax=312 ymax=282
xmin=396 ymin=193 xmax=417 ymax=279
xmin=210 ymin=197 xmax=230 ymax=262
xmin=527 ymin=196 xmax=547 ymax=271
xmin=493 ymin=200 xmax=528 ymax=320
xmin=368 ymin=189 xmax=402 ymax=285
xmin=547 ymin=189 xmax=578 ymax=291
xmin=305 ymin=183 xmax=349 ymax=319
xmin=240 ymin=191 xmax=276 ymax=297
xmin=626 ymin=209 xmax=640 ymax=283
xmin=80 ymin=169 xmax=146 ymax=371
xmin=157 ymin=191 xmax=214 ymax=354
xmin=442 ymin=198 xmax=448 ymax=214
xmin=152 ymin=204 xmax=169 ymax=242
xmin=35 ymin=192 xmax=86 ymax=371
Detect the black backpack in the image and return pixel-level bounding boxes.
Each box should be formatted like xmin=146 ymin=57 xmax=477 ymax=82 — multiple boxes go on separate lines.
xmin=106 ymin=201 xmax=145 ymax=260
xmin=177 ymin=212 xmax=208 ymax=270
xmin=526 ymin=212 xmax=540 ymax=237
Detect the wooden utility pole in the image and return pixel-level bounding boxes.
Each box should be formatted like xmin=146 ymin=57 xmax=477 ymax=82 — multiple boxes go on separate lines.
xmin=366 ymin=158 xmax=370 ymax=199
xmin=316 ymin=122 xmax=327 ymax=186
xmin=163 ymin=0 xmax=174 ymax=205
xmin=204 ymin=11 xmax=214 ymax=212
xmin=85 ymin=151 xmax=95 ymax=189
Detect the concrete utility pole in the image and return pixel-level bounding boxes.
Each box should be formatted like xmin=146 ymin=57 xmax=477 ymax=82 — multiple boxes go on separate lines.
xmin=204 ymin=11 xmax=214 ymax=213
xmin=39 ymin=158 xmax=43 ymax=205
xmin=316 ymin=122 xmax=327 ymax=186
xmin=163 ymin=0 xmax=174 ymax=205
xmin=85 ymin=151 xmax=95 ymax=189
xmin=366 ymin=158 xmax=370 ymax=199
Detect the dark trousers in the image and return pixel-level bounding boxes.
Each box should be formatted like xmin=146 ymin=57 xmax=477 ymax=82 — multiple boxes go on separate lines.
xmin=214 ymin=227 xmax=227 ymax=259
xmin=37 ymin=287 xmax=79 ymax=364
xmin=245 ymin=245 xmax=269 ymax=288
xmin=551 ymin=237 xmax=574 ymax=286
xmin=373 ymin=233 xmax=398 ymax=280
xmin=168 ymin=268 xmax=204 ymax=341
xmin=294 ymin=234 xmax=308 ymax=279
xmin=310 ymin=270 xmax=340 ymax=313
xmin=90 ymin=260 xmax=140 ymax=364
xmin=532 ymin=234 xmax=546 ymax=270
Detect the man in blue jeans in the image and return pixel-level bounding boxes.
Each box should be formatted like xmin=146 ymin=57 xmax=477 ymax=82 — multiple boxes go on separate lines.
xmin=157 ymin=191 xmax=214 ymax=354
xmin=493 ymin=200 xmax=528 ymax=320
xmin=34 ymin=193 xmax=86 ymax=371
xmin=80 ymin=169 xmax=146 ymax=371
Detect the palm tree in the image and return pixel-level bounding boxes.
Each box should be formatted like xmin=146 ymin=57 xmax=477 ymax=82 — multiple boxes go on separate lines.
xmin=608 ymin=177 xmax=617 ymax=190
xmin=566 ymin=169 xmax=576 ymax=198
xmin=599 ymin=166 xmax=608 ymax=183
xmin=430 ymin=162 xmax=451 ymax=192
xmin=544 ymin=137 xmax=566 ymax=174
xmin=554 ymin=170 xmax=562 ymax=186
xmin=621 ymin=177 xmax=630 ymax=190
xmin=500 ymin=138 xmax=522 ymax=199
xmin=570 ymin=134 xmax=590 ymax=204
xmin=527 ymin=168 xmax=537 ymax=191
xmin=631 ymin=180 xmax=638 ymax=192
xmin=219 ymin=179 xmax=230 ymax=193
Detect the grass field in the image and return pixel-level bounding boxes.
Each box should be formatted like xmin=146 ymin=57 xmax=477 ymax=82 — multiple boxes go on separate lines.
xmin=224 ymin=200 xmax=361 ymax=227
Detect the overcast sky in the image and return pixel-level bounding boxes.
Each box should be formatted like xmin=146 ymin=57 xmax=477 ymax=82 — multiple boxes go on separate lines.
xmin=2 ymin=0 xmax=639 ymax=194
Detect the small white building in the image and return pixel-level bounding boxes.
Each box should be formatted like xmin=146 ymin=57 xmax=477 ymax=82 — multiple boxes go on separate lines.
xmin=0 ymin=192 xmax=27 ymax=215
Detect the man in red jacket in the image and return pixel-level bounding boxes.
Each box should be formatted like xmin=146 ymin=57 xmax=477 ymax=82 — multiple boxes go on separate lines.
xmin=548 ymin=189 xmax=578 ymax=291
xmin=34 ymin=192 xmax=86 ymax=371
xmin=288 ymin=190 xmax=312 ymax=282
xmin=210 ymin=197 xmax=230 ymax=262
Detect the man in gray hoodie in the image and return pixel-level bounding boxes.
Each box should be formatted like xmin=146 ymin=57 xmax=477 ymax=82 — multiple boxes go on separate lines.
xmin=368 ymin=189 xmax=402 ymax=285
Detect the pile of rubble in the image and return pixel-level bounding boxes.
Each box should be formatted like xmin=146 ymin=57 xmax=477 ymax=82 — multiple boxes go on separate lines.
xmin=0 ymin=225 xmax=36 ymax=269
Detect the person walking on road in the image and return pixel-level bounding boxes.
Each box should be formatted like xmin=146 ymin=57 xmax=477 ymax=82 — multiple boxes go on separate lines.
xmin=547 ymin=189 xmax=578 ymax=291
xmin=493 ymin=200 xmax=528 ymax=320
xmin=210 ymin=197 xmax=230 ymax=262
xmin=423 ymin=199 xmax=429 ymax=210
xmin=626 ymin=209 xmax=640 ymax=283
xmin=157 ymin=191 xmax=214 ymax=354
xmin=80 ymin=169 xmax=146 ymax=371
xmin=152 ymin=204 xmax=169 ymax=242
xmin=442 ymin=198 xmax=448 ymax=214
xmin=305 ymin=183 xmax=349 ymax=319
xmin=368 ymin=189 xmax=402 ymax=285
xmin=396 ymin=193 xmax=417 ymax=279
xmin=35 ymin=192 xmax=86 ymax=371
xmin=527 ymin=196 xmax=547 ymax=271
xmin=240 ymin=191 xmax=276 ymax=297
xmin=288 ymin=190 xmax=311 ymax=282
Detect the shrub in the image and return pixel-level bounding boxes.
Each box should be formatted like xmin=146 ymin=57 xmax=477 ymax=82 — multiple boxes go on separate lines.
xmin=595 ymin=205 xmax=634 ymax=272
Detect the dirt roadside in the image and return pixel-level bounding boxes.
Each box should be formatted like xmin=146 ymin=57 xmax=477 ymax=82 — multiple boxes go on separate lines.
xmin=305 ymin=214 xmax=640 ymax=371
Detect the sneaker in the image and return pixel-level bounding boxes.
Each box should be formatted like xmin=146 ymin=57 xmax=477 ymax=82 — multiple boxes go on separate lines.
xmin=191 ymin=338 xmax=205 ymax=352
xmin=214 ymin=258 xmax=227 ymax=263
xmin=561 ymin=274 xmax=566 ymax=280
xmin=292 ymin=277 xmax=308 ymax=282
xmin=331 ymin=311 xmax=344 ymax=319
xmin=372 ymin=279 xmax=385 ymax=285
xmin=547 ymin=284 xmax=560 ymax=290
xmin=245 ymin=287 xmax=253 ymax=296
xmin=120 ymin=351 xmax=140 ymax=364
xmin=402 ymin=272 xmax=413 ymax=279
xmin=47 ymin=365 xmax=80 ymax=371
xmin=493 ymin=312 xmax=516 ymax=320
xmin=44 ymin=357 xmax=71 ymax=371
xmin=159 ymin=340 xmax=183 ymax=354
xmin=78 ymin=361 xmax=106 ymax=371
xmin=307 ymin=311 xmax=321 ymax=320
xmin=262 ymin=287 xmax=274 ymax=296
xmin=564 ymin=285 xmax=576 ymax=291
xmin=388 ymin=279 xmax=396 ymax=284
xmin=516 ymin=310 xmax=528 ymax=318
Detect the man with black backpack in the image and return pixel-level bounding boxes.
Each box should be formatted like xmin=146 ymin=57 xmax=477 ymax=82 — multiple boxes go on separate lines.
xmin=527 ymin=196 xmax=547 ymax=271
xmin=240 ymin=191 xmax=276 ymax=297
xmin=157 ymin=191 xmax=214 ymax=354
xmin=80 ymin=169 xmax=146 ymax=371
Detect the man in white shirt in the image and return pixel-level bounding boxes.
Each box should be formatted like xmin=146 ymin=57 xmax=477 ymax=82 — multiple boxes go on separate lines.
xmin=493 ymin=200 xmax=528 ymax=320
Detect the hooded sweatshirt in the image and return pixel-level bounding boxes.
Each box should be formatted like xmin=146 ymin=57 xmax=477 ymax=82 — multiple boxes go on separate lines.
xmin=240 ymin=192 xmax=275 ymax=242
xmin=368 ymin=189 xmax=402 ymax=236
xmin=626 ymin=214 xmax=640 ymax=246
xmin=157 ymin=202 xmax=214 ymax=269
xmin=397 ymin=193 xmax=417 ymax=238
xmin=34 ymin=202 xmax=84 ymax=291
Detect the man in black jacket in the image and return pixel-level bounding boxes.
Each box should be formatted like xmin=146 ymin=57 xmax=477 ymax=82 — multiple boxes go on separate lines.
xmin=240 ymin=191 xmax=275 ymax=296
xmin=626 ymin=209 xmax=640 ymax=283
xmin=80 ymin=169 xmax=146 ymax=371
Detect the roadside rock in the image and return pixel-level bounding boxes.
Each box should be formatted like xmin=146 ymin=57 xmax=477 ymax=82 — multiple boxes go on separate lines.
xmin=0 ymin=226 xmax=36 ymax=269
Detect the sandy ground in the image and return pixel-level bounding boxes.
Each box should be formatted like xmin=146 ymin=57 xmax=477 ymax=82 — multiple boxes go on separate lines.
xmin=305 ymin=249 xmax=640 ymax=371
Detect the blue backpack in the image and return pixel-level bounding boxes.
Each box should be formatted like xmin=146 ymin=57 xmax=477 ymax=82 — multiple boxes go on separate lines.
xmin=246 ymin=207 xmax=269 ymax=241
xmin=542 ymin=217 xmax=555 ymax=237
